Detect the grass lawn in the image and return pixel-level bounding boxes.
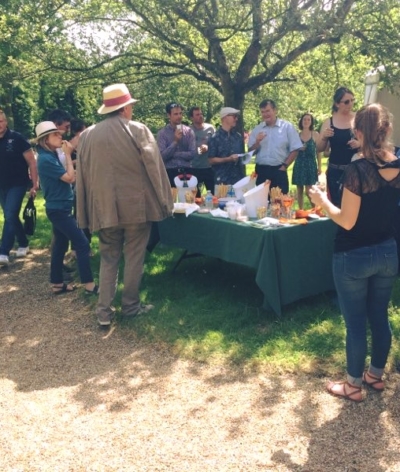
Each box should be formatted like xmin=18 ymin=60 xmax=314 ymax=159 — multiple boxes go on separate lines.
xmin=3 ymin=178 xmax=400 ymax=377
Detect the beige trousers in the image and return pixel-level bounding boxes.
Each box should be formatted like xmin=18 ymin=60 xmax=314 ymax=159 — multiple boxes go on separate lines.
xmin=96 ymin=222 xmax=152 ymax=321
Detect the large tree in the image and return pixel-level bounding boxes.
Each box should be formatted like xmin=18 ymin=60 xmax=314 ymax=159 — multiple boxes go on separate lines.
xmin=57 ymin=0 xmax=400 ymax=113
xmin=2 ymin=0 xmax=400 ymax=132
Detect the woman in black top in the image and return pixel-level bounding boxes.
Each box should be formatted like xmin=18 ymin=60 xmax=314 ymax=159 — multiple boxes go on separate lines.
xmin=317 ymin=87 xmax=360 ymax=206
xmin=310 ymin=103 xmax=400 ymax=402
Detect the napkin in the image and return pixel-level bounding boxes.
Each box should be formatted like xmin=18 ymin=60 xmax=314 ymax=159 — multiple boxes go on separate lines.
xmin=173 ymin=203 xmax=200 ymax=217
xmin=210 ymin=208 xmax=229 ymax=218
xmin=185 ymin=204 xmax=200 ymax=217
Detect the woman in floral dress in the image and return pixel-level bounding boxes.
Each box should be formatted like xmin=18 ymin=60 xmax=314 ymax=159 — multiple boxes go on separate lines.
xmin=292 ymin=113 xmax=321 ymax=209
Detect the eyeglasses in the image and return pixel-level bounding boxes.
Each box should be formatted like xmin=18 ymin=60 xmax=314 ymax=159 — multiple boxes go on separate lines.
xmin=340 ymin=98 xmax=356 ymax=105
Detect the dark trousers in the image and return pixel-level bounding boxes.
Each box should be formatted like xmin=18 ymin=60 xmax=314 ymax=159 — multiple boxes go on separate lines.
xmin=71 ymin=192 xmax=92 ymax=249
xmin=166 ymin=167 xmax=192 ymax=188
xmin=190 ymin=167 xmax=215 ymax=195
xmin=0 ymin=185 xmax=29 ymax=255
xmin=46 ymin=209 xmax=93 ymax=284
xmin=326 ymin=167 xmax=345 ymax=207
xmin=255 ymin=164 xmax=289 ymax=194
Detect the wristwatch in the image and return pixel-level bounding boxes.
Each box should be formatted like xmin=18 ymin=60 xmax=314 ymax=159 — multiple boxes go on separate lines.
xmin=282 ymin=162 xmax=289 ymax=169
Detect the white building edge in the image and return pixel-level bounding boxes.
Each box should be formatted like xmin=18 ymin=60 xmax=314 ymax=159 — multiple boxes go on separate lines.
xmin=364 ymin=67 xmax=400 ymax=148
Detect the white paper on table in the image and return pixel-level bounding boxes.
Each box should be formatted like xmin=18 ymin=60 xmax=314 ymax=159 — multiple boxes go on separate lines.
xmin=238 ymin=150 xmax=255 ymax=165
xmin=185 ymin=204 xmax=199 ymax=217
xmin=210 ymin=208 xmax=229 ymax=218
xmin=173 ymin=203 xmax=200 ymax=217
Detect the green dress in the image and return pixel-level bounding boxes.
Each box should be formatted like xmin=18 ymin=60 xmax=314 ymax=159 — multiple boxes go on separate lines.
xmin=292 ymin=137 xmax=318 ymax=186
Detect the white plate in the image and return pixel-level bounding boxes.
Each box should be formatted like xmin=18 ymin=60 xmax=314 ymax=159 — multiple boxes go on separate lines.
xmin=218 ymin=197 xmax=237 ymax=203
xmin=256 ymin=217 xmax=280 ymax=224
xmin=255 ymin=216 xmax=285 ymax=227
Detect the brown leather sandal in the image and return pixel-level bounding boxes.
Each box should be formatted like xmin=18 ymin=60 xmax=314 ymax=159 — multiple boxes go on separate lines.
xmin=362 ymin=372 xmax=384 ymax=391
xmin=326 ymin=380 xmax=363 ymax=402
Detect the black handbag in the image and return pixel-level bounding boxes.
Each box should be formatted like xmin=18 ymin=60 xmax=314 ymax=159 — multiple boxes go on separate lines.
xmin=23 ymin=196 xmax=37 ymax=236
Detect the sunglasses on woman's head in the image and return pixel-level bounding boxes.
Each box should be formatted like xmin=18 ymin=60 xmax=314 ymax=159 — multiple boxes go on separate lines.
xmin=340 ymin=98 xmax=356 ymax=105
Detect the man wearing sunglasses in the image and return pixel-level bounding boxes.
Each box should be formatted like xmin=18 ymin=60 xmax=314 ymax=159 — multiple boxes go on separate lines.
xmin=248 ymin=99 xmax=302 ymax=193
xmin=157 ymin=102 xmax=196 ymax=187
xmin=208 ymin=107 xmax=245 ymax=185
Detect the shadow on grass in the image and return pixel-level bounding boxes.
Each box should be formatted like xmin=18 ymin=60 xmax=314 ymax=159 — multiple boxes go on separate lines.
xmin=117 ymin=245 xmax=352 ymax=376
xmin=131 ymin=244 xmax=399 ymax=375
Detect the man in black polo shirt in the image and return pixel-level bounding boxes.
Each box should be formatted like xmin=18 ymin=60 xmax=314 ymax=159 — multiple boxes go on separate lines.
xmin=0 ymin=110 xmax=38 ymax=266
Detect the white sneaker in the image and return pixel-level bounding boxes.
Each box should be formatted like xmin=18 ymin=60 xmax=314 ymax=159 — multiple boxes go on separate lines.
xmin=0 ymin=255 xmax=9 ymax=266
xmin=15 ymin=247 xmax=29 ymax=257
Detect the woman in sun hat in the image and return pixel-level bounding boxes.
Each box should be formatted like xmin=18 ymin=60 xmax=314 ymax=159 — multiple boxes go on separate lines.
xmin=35 ymin=121 xmax=98 ymax=295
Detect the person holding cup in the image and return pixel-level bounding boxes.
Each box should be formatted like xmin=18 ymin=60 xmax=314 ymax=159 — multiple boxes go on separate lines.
xmin=157 ymin=102 xmax=196 ymax=187
xmin=208 ymin=107 xmax=245 ymax=185
xmin=310 ymin=103 xmax=400 ymax=402
xmin=248 ymin=99 xmax=302 ymax=193
xmin=189 ymin=107 xmax=215 ymax=194
xmin=317 ymin=87 xmax=360 ymax=207
xmin=35 ymin=121 xmax=97 ymax=296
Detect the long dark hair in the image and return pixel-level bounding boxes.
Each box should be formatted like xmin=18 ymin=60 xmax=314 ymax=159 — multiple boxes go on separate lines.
xmin=298 ymin=113 xmax=314 ymax=130
xmin=354 ymin=103 xmax=393 ymax=165
xmin=332 ymin=87 xmax=354 ymax=113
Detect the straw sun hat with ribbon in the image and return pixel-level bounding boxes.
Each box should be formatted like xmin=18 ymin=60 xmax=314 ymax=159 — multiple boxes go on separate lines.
xmin=97 ymin=83 xmax=138 ymax=115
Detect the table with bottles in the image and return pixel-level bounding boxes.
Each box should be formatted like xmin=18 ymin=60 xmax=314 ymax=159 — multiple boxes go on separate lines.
xmin=158 ymin=212 xmax=337 ymax=315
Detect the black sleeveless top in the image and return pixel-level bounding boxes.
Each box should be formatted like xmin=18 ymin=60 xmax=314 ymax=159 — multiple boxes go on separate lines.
xmin=328 ymin=117 xmax=355 ymax=166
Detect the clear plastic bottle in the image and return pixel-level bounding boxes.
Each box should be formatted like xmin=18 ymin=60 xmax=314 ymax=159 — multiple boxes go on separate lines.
xmin=205 ymin=190 xmax=213 ymax=209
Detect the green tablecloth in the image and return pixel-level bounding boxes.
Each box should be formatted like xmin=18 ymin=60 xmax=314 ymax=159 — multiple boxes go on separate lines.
xmin=158 ymin=213 xmax=337 ymax=315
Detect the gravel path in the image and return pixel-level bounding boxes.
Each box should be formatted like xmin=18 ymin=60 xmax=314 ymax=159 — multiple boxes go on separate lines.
xmin=1 ymin=250 xmax=400 ymax=471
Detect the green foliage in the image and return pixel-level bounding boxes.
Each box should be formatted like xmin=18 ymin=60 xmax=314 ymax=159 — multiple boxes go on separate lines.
xmin=1 ymin=0 xmax=400 ymax=135
xmin=11 ymin=85 xmax=35 ymax=137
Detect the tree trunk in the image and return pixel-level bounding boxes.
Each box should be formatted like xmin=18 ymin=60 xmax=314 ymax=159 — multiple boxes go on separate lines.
xmin=222 ymin=85 xmax=246 ymax=135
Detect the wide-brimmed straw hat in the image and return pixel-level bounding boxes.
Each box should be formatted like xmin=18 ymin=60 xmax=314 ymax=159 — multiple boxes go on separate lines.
xmin=34 ymin=121 xmax=62 ymax=141
xmin=97 ymin=83 xmax=138 ymax=115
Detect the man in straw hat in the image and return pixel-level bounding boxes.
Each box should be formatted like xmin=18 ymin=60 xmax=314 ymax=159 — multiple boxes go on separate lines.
xmin=0 ymin=110 xmax=39 ymax=266
xmin=76 ymin=83 xmax=173 ymax=326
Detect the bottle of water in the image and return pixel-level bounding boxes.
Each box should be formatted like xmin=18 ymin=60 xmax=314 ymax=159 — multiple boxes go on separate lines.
xmin=227 ymin=185 xmax=235 ymax=198
xmin=205 ymin=190 xmax=213 ymax=209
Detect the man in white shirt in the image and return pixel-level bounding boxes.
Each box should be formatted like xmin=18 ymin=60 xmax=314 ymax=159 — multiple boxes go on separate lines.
xmin=248 ymin=99 xmax=302 ymax=193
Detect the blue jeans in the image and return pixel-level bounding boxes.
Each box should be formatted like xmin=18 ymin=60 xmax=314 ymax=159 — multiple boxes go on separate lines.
xmin=46 ymin=209 xmax=93 ymax=284
xmin=333 ymin=238 xmax=397 ymax=381
xmin=0 ymin=186 xmax=29 ymax=256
